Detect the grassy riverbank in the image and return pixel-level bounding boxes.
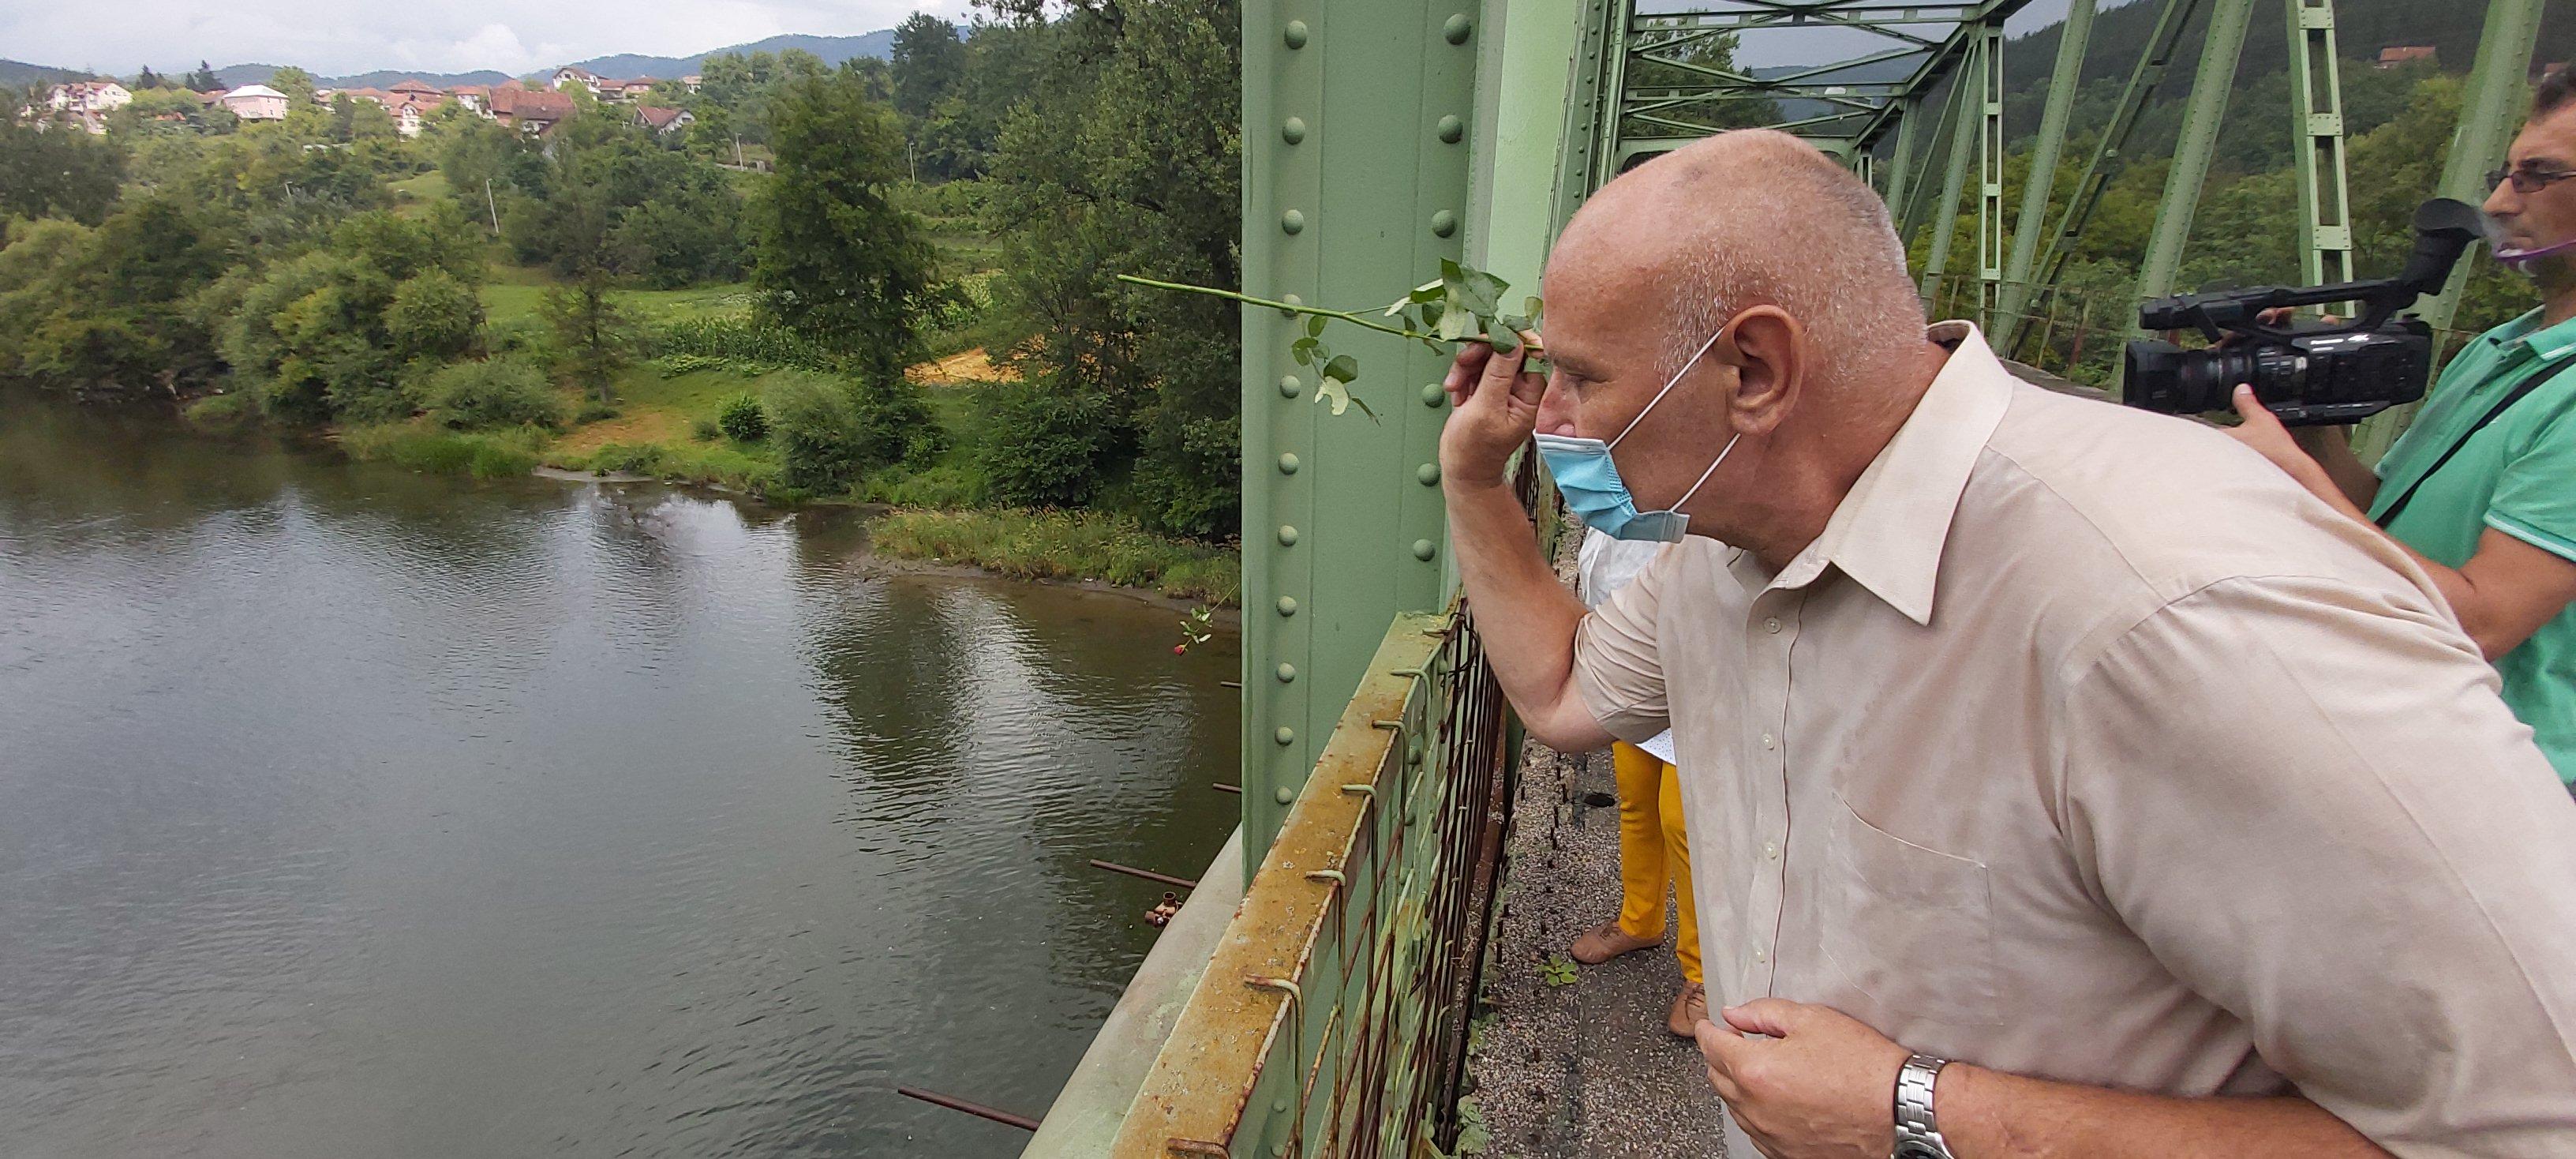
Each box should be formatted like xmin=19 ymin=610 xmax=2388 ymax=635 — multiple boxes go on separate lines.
xmin=869 ymin=508 xmax=1240 ymax=605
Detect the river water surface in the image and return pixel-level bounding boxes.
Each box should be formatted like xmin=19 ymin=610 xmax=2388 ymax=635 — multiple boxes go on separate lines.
xmin=0 ymin=391 xmax=1240 ymax=1157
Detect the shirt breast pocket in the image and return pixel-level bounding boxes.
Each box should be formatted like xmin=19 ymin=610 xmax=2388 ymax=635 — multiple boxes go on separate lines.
xmin=1814 ymin=794 xmax=2001 ymax=1029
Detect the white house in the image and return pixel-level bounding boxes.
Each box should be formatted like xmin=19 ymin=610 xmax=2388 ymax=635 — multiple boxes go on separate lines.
xmin=47 ymin=81 xmax=132 ymax=117
xmin=550 ymin=66 xmax=601 ymax=95
xmin=220 ymin=84 xmax=290 ymax=122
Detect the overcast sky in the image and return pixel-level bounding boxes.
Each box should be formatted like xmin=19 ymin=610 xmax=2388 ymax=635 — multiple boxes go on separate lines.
xmin=13 ymin=0 xmax=2090 ymax=77
xmin=6 ymin=0 xmax=979 ymax=77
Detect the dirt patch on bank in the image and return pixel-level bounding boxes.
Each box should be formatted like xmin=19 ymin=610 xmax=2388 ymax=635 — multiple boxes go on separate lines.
xmin=907 ymin=347 xmax=1017 ymax=385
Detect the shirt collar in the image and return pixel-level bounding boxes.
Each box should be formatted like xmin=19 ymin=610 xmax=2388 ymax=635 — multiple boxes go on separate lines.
xmin=2501 ymin=307 xmax=2576 ymax=362
xmin=1746 ymin=321 xmax=2013 ymax=625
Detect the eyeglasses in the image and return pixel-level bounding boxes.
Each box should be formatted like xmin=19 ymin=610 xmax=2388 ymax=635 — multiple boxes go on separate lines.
xmin=2487 ymin=166 xmax=2576 ymax=194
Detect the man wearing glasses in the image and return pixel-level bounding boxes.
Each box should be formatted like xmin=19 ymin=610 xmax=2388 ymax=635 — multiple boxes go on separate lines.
xmin=2231 ymin=68 xmax=2576 ymax=790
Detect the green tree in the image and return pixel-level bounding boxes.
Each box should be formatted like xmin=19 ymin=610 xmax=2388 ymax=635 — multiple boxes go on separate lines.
xmin=185 ymin=62 xmax=222 ymax=92
xmin=269 ymin=66 xmax=316 ymax=105
xmin=0 ymin=110 xmax=126 ymax=223
xmin=980 ymin=0 xmax=1243 ymax=536
xmin=752 ymin=62 xmax=938 ymax=377
xmin=136 ymin=66 xmax=163 ymax=90
xmin=890 ymin=13 xmax=967 ymax=121
xmin=539 ymin=272 xmax=636 ymax=404
xmin=386 ymin=267 xmax=485 ymax=361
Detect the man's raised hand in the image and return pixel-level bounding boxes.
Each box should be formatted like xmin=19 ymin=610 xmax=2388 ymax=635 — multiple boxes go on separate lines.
xmin=1439 ymin=336 xmax=1548 ymax=489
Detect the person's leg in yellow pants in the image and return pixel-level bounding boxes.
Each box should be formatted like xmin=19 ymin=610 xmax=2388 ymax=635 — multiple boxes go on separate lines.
xmin=1569 ymin=741 xmax=1705 ymax=1036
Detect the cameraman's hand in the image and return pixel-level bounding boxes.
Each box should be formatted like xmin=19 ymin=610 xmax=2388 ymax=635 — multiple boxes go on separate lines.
xmin=1440 ymin=336 xmax=1547 ymax=490
xmin=2226 ymin=385 xmax=2346 ymax=507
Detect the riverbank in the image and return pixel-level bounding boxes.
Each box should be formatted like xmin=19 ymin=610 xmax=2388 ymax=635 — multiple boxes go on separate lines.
xmin=279 ymin=402 xmax=1241 ymax=608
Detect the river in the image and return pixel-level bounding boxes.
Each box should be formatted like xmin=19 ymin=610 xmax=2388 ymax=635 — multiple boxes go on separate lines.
xmin=0 ymin=390 xmax=1241 ymax=1157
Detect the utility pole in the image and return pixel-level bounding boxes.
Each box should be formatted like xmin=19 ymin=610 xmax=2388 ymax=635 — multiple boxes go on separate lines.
xmin=484 ymin=178 xmax=500 ymax=234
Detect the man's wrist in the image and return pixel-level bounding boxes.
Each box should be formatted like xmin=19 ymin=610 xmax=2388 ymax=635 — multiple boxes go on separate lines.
xmin=1894 ymin=1054 xmax=1955 ymax=1158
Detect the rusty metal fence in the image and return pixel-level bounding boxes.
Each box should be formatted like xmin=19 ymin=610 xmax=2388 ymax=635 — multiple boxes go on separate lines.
xmin=1106 ymin=602 xmax=1518 ymax=1158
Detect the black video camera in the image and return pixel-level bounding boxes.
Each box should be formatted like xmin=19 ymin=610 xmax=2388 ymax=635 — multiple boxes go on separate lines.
xmin=2122 ymin=198 xmax=2485 ymax=426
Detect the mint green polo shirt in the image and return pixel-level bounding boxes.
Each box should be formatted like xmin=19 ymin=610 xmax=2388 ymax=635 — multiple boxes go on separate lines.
xmin=2371 ymin=308 xmax=2576 ymax=783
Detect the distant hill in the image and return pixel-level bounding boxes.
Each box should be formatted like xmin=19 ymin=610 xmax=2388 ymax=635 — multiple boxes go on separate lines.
xmin=556 ymin=25 xmax=957 ymax=81
xmin=26 ymin=23 xmax=960 ymax=96
xmin=1 ymin=58 xmax=89 ymax=88
xmin=324 ymin=69 xmax=515 ymax=89
xmin=214 ymin=63 xmax=281 ymax=87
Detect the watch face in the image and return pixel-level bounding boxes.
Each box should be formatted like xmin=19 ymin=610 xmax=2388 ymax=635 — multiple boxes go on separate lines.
xmin=1895 ymin=1145 xmax=1943 ymax=1159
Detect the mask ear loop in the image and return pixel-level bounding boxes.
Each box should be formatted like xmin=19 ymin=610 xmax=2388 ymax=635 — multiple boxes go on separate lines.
xmin=1608 ymin=317 xmax=1733 ymax=450
xmin=1664 ymin=433 xmax=1740 ymax=514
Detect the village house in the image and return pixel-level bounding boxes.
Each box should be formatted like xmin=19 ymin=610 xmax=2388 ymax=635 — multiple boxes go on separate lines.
xmin=47 ymin=81 xmax=133 ymax=120
xmin=549 ymin=66 xmax=601 ymax=95
xmin=488 ymin=84 xmax=573 ymax=135
xmin=2376 ymin=45 xmax=2437 ymax=69
xmin=449 ymin=84 xmax=491 ymax=114
xmin=635 ymin=105 xmax=693 ymax=135
xmin=680 ymin=75 xmax=702 ymax=93
xmin=219 ymin=83 xmax=290 ymax=122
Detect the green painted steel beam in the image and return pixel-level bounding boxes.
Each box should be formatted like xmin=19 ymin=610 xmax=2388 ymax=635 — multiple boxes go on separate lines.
xmin=1900 ymin=77 xmax=1961 ymax=242
xmin=1919 ymin=39 xmax=1984 ymax=302
xmin=1975 ymin=21 xmax=2006 ymax=329
xmin=2353 ymin=0 xmax=2548 ymax=460
xmin=1885 ymin=93 xmax=1924 ymax=220
xmin=2131 ymin=0 xmax=2256 ymax=344
xmin=1994 ymin=0 xmax=2096 ymax=351
xmin=2030 ymin=0 xmax=2204 ymax=301
xmin=2286 ymin=0 xmax=2356 ymax=293
xmin=1237 ymin=0 xmax=1481 ymax=866
xmin=1552 ymin=0 xmax=1619 ymax=225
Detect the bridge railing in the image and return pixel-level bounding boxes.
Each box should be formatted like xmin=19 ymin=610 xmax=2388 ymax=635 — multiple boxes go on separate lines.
xmin=1104 ymin=601 xmax=1518 ymax=1158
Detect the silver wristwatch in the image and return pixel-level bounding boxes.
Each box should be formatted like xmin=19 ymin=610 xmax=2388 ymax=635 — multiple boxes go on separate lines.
xmin=1892 ymin=1053 xmax=1953 ymax=1159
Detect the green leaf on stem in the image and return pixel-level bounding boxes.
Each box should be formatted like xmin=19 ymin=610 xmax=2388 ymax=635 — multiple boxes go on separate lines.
xmin=1322 ymin=353 xmax=1358 ymax=383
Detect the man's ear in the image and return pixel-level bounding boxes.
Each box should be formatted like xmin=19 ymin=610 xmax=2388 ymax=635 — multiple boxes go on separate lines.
xmin=1723 ymin=306 xmax=1805 ymax=436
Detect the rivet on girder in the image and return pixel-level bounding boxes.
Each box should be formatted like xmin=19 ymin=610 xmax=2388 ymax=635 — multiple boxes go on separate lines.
xmin=1281 ymin=208 xmax=1305 ymax=234
xmin=1283 ymin=20 xmax=1309 ymax=48
xmin=1417 ymin=463 xmax=1440 ymax=486
xmin=1278 ymin=452 xmax=1300 ymax=475
xmin=1273 ymin=786 xmax=1295 ymax=805
xmin=1413 ymin=538 xmax=1438 ymax=561
xmin=1406 ymin=743 xmax=1424 ymax=766
xmin=1276 ymin=595 xmax=1298 ymax=616
xmin=1277 ymin=524 xmax=1298 ymax=546
xmin=1282 ymin=117 xmax=1306 ymax=144
xmin=1276 ymin=662 xmax=1297 ymax=683
xmin=1421 ymin=383 xmax=1447 ymax=407
xmin=1275 ymin=726 xmax=1295 ymax=745
xmin=1279 ymin=374 xmax=1302 ymax=399
xmin=1436 ymin=114 xmax=1464 ymax=144
xmin=1431 ymin=209 xmax=1457 ymax=238
xmin=1277 ymin=293 xmax=1303 ymax=318
xmin=1443 ymin=13 xmax=1473 ymax=43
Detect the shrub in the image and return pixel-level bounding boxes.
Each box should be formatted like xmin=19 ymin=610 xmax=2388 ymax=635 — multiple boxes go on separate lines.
xmin=575 ymin=401 xmax=621 ymax=424
xmin=182 ymin=391 xmax=262 ymax=433
xmin=423 ymin=357 xmax=561 ymax=430
xmin=765 ymin=373 xmax=938 ymax=492
xmin=716 ymin=392 xmax=768 ymax=441
xmin=979 ymin=386 xmax=1126 ymax=508
xmin=691 ymin=418 xmax=722 ymax=441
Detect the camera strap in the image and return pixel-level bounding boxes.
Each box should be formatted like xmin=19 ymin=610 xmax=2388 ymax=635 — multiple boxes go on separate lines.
xmin=2374 ymin=348 xmax=2576 ymax=529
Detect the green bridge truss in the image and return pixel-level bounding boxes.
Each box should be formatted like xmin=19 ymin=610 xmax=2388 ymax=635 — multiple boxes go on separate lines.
xmin=1022 ymin=2 xmax=2553 ymax=1154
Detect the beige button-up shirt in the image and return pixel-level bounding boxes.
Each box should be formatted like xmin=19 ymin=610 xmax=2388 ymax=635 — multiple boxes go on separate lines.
xmin=1574 ymin=324 xmax=2576 ymax=1157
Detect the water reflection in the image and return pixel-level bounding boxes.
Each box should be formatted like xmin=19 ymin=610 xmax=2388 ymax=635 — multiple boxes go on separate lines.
xmin=0 ymin=390 xmax=1239 ymax=1157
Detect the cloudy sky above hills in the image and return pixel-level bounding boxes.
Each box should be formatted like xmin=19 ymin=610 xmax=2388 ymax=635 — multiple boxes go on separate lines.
xmin=6 ymin=0 xmax=975 ymax=76
xmin=13 ymin=0 xmax=2084 ymax=77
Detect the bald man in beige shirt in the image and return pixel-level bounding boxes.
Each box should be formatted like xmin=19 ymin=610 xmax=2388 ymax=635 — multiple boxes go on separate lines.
xmin=1440 ymin=133 xmax=2576 ymax=1157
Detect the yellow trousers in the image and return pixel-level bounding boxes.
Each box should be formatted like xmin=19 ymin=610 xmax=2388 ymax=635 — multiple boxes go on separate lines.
xmin=1611 ymin=741 xmax=1702 ymax=985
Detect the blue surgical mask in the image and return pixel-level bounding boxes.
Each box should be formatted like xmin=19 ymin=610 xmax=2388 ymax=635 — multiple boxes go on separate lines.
xmin=1533 ymin=324 xmax=1741 ymax=542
